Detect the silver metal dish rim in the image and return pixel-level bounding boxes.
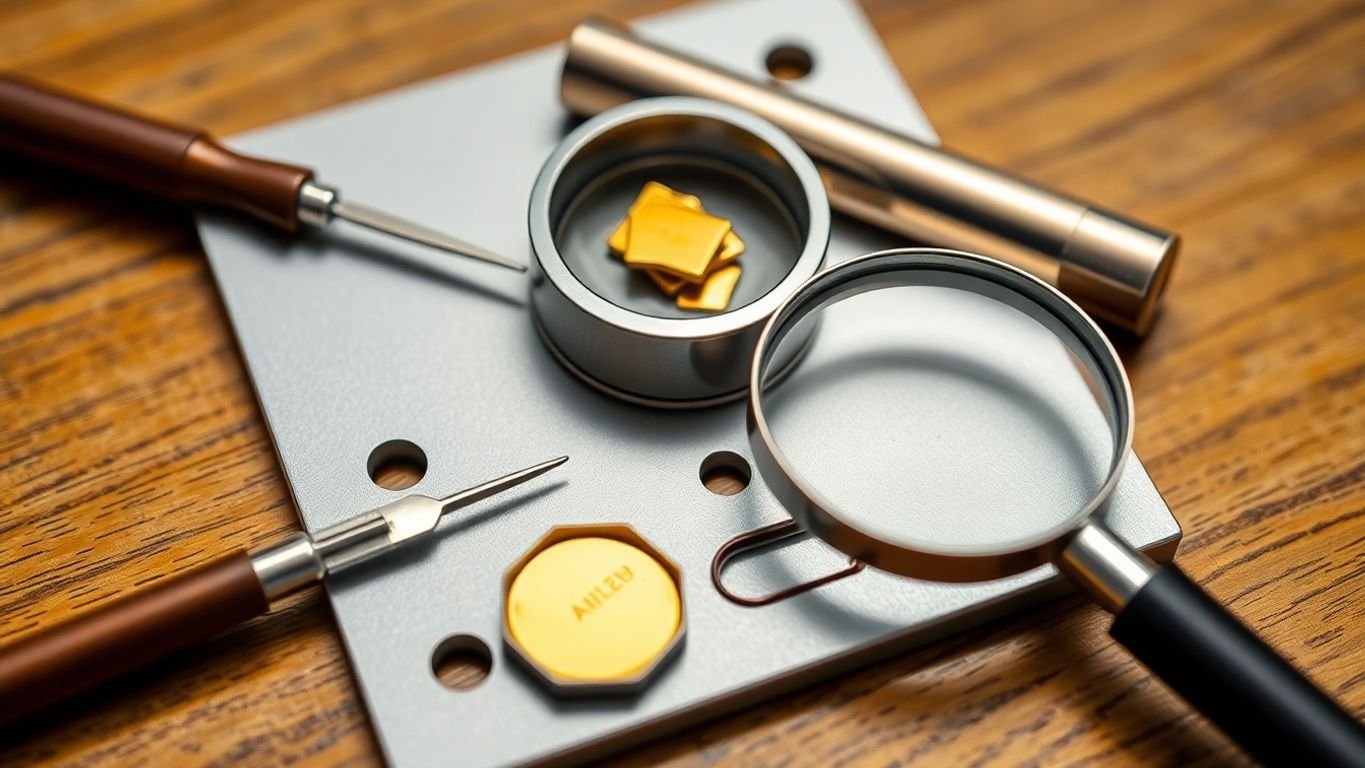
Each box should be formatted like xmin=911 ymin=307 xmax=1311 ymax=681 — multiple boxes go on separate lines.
xmin=527 ymin=96 xmax=831 ymax=343
xmin=532 ymin=311 xmax=818 ymax=409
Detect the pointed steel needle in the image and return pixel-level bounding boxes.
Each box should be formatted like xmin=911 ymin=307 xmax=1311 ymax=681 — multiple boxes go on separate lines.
xmin=330 ymin=197 xmax=527 ymax=272
xmin=380 ymin=454 xmax=570 ymax=545
xmin=251 ymin=455 xmax=569 ymax=598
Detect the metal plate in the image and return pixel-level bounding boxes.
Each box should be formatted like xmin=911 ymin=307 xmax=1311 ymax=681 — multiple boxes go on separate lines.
xmin=197 ymin=1 xmax=1181 ymax=765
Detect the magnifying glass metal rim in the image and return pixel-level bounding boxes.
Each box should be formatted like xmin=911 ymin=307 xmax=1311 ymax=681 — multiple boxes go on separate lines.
xmin=746 ymin=247 xmax=1135 ymax=582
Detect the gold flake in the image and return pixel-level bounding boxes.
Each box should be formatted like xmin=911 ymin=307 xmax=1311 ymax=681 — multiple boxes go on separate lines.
xmin=622 ymin=203 xmax=731 ymax=282
xmin=608 ymin=182 xmax=702 ymax=254
xmin=676 ymin=265 xmax=742 ymax=312
xmin=607 ymin=182 xmax=748 ymax=311
xmin=645 ymin=269 xmax=688 ymax=296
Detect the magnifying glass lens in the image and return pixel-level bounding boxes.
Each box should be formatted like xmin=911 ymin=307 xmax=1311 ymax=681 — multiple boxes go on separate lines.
xmin=763 ymin=282 xmax=1117 ymax=558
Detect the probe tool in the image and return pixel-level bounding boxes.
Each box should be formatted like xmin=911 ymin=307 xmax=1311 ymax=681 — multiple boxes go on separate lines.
xmin=0 ymin=75 xmax=523 ymax=272
xmin=0 ymin=456 xmax=567 ymax=725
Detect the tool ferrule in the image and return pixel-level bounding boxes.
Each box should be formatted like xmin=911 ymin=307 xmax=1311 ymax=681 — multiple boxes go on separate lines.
xmin=296 ymin=180 xmax=339 ymax=228
xmin=250 ymin=532 xmax=326 ymax=602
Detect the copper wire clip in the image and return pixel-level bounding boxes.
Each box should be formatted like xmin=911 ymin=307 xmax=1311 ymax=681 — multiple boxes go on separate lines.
xmin=710 ymin=520 xmax=864 ymax=608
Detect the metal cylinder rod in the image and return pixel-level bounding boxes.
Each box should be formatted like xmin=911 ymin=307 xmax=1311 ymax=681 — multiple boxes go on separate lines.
xmin=1058 ymin=521 xmax=1158 ymax=613
xmin=560 ymin=18 xmax=1179 ymax=335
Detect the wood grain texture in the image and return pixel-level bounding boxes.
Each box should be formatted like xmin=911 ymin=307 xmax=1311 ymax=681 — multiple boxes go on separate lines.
xmin=1 ymin=0 xmax=1362 ymax=765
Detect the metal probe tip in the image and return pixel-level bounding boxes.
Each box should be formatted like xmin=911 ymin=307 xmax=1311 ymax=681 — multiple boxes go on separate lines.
xmin=332 ymin=199 xmax=527 ymax=272
xmin=363 ymin=455 xmax=568 ymax=550
xmin=250 ymin=456 xmax=568 ymax=601
xmin=436 ymin=455 xmax=569 ymax=518
xmin=297 ymin=181 xmax=526 ymax=272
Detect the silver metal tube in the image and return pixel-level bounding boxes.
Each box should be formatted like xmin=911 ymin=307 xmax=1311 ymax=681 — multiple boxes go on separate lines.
xmin=296 ymin=180 xmax=337 ymax=228
xmin=310 ymin=513 xmax=393 ymax=573
xmin=1058 ymin=522 xmax=1157 ymax=613
xmin=560 ymin=18 xmax=1179 ymax=335
xmin=250 ymin=532 xmax=326 ymax=602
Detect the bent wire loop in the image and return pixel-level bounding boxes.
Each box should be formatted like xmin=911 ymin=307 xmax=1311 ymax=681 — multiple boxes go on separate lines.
xmin=710 ymin=519 xmax=865 ymax=607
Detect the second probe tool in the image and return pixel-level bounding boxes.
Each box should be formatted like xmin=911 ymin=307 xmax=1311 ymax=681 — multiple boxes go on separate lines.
xmin=0 ymin=75 xmax=523 ymax=272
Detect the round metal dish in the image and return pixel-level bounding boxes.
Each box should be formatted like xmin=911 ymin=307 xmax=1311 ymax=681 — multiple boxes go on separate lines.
xmin=528 ymin=97 xmax=829 ymax=407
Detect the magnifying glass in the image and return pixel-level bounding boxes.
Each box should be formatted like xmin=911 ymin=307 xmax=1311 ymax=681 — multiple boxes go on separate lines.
xmin=747 ymin=248 xmax=1365 ymax=767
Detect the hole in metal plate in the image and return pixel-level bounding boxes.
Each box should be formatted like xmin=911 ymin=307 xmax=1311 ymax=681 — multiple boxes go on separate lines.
xmin=432 ymin=634 xmax=493 ymax=691
xmin=368 ymin=439 xmax=427 ymax=491
xmin=765 ymin=44 xmax=815 ymax=81
xmin=701 ymin=450 xmax=751 ymax=495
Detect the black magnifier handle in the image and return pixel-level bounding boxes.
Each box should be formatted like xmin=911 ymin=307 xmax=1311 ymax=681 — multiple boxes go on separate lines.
xmin=1112 ymin=566 xmax=1365 ymax=766
xmin=1064 ymin=526 xmax=1365 ymax=767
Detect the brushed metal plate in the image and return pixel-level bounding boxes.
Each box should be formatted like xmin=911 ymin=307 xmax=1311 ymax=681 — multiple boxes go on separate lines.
xmin=197 ymin=1 xmax=1180 ymax=765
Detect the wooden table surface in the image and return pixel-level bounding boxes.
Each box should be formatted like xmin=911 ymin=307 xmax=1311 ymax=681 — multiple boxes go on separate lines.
xmin=2 ymin=0 xmax=1363 ymax=765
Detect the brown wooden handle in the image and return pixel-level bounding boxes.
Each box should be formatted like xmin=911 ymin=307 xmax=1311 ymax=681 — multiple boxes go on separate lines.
xmin=0 ymin=551 xmax=269 ymax=725
xmin=0 ymin=74 xmax=312 ymax=230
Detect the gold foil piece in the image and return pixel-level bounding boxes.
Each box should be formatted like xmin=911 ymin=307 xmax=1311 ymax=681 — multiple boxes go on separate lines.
xmin=676 ymin=264 xmax=742 ymax=312
xmin=608 ymin=182 xmax=702 ymax=254
xmin=713 ymin=231 xmax=744 ymax=267
xmin=609 ymin=181 xmax=747 ymax=311
xmin=622 ymin=203 xmax=731 ymax=281
xmin=645 ymin=269 xmax=688 ymax=296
